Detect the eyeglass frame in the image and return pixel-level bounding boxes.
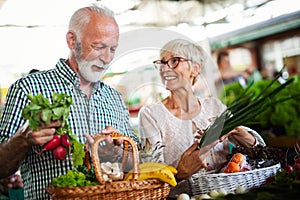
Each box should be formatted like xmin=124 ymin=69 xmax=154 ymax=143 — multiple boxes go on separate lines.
xmin=153 ymin=57 xmax=192 ymax=71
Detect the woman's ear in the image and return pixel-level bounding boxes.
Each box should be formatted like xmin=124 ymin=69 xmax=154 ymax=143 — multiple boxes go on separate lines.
xmin=191 ymin=63 xmax=201 ymax=85
xmin=66 ymin=30 xmax=76 ymax=50
xmin=192 ymin=63 xmax=201 ymax=77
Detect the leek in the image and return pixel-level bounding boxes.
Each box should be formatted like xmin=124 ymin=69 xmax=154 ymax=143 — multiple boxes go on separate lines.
xmin=198 ymin=66 xmax=295 ymax=148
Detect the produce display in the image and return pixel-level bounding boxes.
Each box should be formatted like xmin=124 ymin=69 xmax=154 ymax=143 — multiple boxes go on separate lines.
xmin=198 ymin=67 xmax=295 ymax=148
xmin=219 ymin=74 xmax=300 ymax=137
xmin=21 ymin=93 xmax=85 ymax=166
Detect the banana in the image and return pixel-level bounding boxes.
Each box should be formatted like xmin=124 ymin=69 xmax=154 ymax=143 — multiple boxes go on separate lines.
xmin=124 ymin=162 xmax=177 ymax=187
xmin=139 ymin=162 xmax=178 ymax=175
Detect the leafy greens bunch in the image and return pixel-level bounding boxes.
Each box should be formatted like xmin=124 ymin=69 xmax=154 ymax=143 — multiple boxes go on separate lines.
xmin=22 ymin=93 xmax=85 ymax=166
xmin=198 ymin=67 xmax=297 ymax=148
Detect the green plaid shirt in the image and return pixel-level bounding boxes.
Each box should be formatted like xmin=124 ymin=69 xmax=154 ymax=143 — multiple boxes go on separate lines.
xmin=0 ymin=59 xmax=138 ymax=199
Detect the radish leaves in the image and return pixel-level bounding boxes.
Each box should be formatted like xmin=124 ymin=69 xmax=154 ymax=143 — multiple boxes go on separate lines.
xmin=22 ymin=93 xmax=84 ymax=166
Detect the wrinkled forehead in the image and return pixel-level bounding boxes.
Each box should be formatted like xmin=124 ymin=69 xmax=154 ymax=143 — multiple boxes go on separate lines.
xmin=83 ymin=14 xmax=119 ymax=45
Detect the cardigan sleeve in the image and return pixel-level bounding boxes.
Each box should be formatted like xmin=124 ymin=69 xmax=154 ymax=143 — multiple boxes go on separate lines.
xmin=138 ymin=105 xmax=165 ymax=163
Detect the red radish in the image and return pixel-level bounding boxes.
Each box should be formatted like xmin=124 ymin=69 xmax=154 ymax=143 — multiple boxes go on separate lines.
xmin=293 ymin=163 xmax=300 ymax=172
xmin=294 ymin=157 xmax=300 ymax=165
xmin=61 ymin=134 xmax=71 ymax=147
xmin=41 ymin=135 xmax=61 ymax=152
xmin=283 ymin=165 xmax=293 ymax=174
xmin=53 ymin=145 xmax=67 ymax=160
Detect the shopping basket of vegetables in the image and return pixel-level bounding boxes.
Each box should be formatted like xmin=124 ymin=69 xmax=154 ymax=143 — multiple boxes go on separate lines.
xmin=46 ymin=132 xmax=174 ymax=200
xmin=189 ymin=146 xmax=282 ymax=196
xmin=188 ymin=66 xmax=296 ymax=197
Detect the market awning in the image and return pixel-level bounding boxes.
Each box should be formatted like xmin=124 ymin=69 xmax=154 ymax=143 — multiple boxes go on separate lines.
xmin=209 ymin=10 xmax=300 ymax=50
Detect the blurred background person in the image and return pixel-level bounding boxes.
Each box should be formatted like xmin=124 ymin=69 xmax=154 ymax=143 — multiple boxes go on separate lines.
xmin=216 ymin=50 xmax=249 ymax=87
xmin=0 ymin=172 xmax=23 ymax=200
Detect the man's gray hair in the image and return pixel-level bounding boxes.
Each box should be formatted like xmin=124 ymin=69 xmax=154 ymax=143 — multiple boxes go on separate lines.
xmin=68 ymin=4 xmax=115 ymax=39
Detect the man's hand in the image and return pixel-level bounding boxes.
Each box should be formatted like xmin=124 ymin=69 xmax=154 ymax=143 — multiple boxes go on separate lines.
xmin=85 ymin=126 xmax=124 ymax=163
xmin=19 ymin=120 xmax=62 ymax=146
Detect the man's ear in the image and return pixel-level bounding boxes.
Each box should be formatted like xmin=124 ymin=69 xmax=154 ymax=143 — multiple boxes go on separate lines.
xmin=66 ymin=30 xmax=76 ymax=49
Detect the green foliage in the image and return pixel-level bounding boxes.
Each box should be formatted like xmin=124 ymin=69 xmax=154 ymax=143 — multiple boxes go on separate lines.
xmin=21 ymin=93 xmax=85 ymax=166
xmin=219 ymin=75 xmax=300 ymax=137
xmin=22 ymin=93 xmax=72 ymax=130
xmin=51 ymin=169 xmax=98 ymax=187
xmin=198 ymin=68 xmax=298 ymax=148
xmin=219 ymin=82 xmax=244 ymax=106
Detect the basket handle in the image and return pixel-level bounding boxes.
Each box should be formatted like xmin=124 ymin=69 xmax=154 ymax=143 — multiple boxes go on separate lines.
xmin=91 ymin=132 xmax=139 ymax=184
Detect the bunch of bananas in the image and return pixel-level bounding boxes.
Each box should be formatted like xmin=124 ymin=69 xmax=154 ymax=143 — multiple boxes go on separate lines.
xmin=124 ymin=162 xmax=178 ymax=186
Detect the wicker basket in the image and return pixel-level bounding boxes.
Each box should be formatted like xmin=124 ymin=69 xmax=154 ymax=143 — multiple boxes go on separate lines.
xmin=188 ymin=163 xmax=281 ymax=196
xmin=46 ymin=133 xmax=170 ymax=200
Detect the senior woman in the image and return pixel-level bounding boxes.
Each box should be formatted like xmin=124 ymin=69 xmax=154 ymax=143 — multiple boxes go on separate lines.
xmin=138 ymin=39 xmax=265 ymax=198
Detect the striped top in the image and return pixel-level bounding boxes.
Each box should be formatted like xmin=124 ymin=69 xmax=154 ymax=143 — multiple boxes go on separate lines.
xmin=0 ymin=58 xmax=138 ymax=199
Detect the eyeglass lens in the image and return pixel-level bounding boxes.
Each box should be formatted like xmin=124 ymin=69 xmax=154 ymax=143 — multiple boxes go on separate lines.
xmin=154 ymin=57 xmax=181 ymax=69
xmin=168 ymin=57 xmax=180 ymax=68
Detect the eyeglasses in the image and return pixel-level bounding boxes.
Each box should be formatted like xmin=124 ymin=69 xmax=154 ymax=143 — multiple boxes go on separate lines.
xmin=153 ymin=57 xmax=192 ymax=71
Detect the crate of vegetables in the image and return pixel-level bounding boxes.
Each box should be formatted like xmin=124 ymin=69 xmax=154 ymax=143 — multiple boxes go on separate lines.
xmin=188 ymin=146 xmax=282 ymax=196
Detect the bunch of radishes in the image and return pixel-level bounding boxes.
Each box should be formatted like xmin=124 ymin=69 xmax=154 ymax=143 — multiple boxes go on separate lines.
xmin=41 ymin=134 xmax=71 ymax=160
xmin=22 ymin=93 xmax=85 ymax=165
xmin=268 ymin=155 xmax=300 ymax=185
xmin=282 ymin=156 xmax=300 ymax=180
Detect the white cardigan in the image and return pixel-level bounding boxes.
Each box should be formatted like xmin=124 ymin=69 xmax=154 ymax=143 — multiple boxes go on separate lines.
xmin=138 ymin=96 xmax=265 ymax=170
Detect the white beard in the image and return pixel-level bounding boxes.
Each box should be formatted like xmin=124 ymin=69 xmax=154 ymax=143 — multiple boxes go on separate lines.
xmin=73 ymin=41 xmax=109 ymax=83
xmin=78 ymin=59 xmax=108 ymax=83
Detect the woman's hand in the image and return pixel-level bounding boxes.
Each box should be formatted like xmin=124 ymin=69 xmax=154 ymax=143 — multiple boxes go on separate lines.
xmin=219 ymin=126 xmax=256 ymax=147
xmin=176 ymin=140 xmax=218 ymax=180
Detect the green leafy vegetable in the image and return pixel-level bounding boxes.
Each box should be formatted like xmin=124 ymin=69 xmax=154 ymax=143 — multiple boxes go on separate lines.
xmin=51 ymin=169 xmax=98 ymax=187
xmin=22 ymin=93 xmax=84 ymax=166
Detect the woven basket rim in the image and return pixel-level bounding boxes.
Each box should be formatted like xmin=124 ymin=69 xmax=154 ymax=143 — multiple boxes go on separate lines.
xmin=46 ymin=179 xmax=168 ymax=193
xmin=189 ymin=162 xmax=281 ymax=196
xmin=193 ymin=162 xmax=281 ymax=178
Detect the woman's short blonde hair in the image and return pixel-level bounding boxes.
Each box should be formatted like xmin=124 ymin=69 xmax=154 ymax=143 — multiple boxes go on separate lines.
xmin=159 ymin=39 xmax=207 ymax=85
